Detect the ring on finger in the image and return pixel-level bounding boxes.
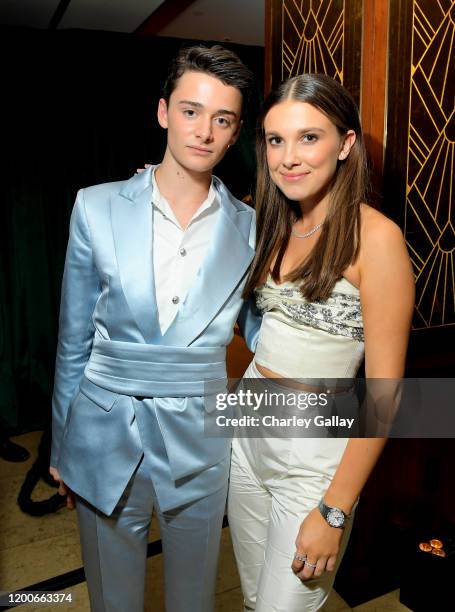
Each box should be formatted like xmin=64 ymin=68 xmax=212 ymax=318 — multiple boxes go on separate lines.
xmin=304 ymin=560 xmax=317 ymax=569
xmin=294 ymin=553 xmax=307 ymax=562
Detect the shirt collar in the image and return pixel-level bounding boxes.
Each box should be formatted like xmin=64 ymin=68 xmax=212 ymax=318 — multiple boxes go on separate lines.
xmin=151 ymin=166 xmax=218 ymax=226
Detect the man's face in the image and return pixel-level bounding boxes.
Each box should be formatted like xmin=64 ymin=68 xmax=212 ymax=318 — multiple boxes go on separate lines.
xmin=157 ymin=71 xmax=242 ymax=174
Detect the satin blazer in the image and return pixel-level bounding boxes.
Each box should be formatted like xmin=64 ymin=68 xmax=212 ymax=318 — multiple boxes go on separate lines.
xmin=51 ymin=167 xmax=261 ymax=514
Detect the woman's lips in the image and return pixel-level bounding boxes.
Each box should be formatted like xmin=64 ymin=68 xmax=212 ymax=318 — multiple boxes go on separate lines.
xmin=280 ymin=172 xmax=310 ymax=182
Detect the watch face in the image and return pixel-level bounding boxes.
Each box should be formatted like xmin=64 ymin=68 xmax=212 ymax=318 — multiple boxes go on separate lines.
xmin=327 ymin=508 xmax=345 ymax=527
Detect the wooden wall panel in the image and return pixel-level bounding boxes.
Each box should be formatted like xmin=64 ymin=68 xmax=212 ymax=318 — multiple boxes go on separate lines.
xmin=266 ymin=0 xmax=362 ymax=101
xmin=384 ymin=0 xmax=454 ymax=331
xmin=361 ymin=0 xmax=388 ymax=187
xmin=266 ymin=0 xmax=454 ymax=332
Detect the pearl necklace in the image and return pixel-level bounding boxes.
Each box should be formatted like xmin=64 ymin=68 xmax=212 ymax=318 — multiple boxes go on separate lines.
xmin=291 ymin=221 xmax=324 ymax=239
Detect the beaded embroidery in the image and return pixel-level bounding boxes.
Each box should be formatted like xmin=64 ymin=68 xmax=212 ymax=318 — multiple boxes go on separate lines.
xmin=255 ymin=280 xmax=364 ymax=342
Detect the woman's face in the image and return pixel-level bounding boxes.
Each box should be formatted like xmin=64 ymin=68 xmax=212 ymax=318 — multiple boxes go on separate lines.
xmin=263 ymin=100 xmax=355 ymax=205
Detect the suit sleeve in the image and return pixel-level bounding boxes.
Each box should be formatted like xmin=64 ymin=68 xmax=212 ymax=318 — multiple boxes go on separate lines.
xmin=50 ymin=189 xmax=101 ymax=467
xmin=237 ymin=295 xmax=262 ymax=353
xmin=236 ymin=209 xmax=262 ymax=352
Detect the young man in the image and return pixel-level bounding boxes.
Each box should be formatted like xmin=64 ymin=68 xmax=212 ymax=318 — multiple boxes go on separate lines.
xmin=50 ymin=46 xmax=260 ymax=612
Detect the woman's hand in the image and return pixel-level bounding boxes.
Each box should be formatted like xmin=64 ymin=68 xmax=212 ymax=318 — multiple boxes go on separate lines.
xmin=136 ymin=163 xmax=152 ymax=174
xmin=291 ymin=507 xmax=343 ymax=580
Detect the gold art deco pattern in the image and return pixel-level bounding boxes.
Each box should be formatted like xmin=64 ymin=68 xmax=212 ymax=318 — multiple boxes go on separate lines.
xmin=281 ymin=0 xmax=344 ymax=82
xmin=406 ymin=0 xmax=454 ymax=328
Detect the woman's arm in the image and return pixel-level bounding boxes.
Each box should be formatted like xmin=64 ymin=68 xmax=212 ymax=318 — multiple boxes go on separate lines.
xmin=323 ymin=212 xmax=415 ymax=510
xmin=293 ymin=211 xmax=415 ymax=580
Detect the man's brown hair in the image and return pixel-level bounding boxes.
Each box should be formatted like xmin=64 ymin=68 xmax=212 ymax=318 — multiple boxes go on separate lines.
xmin=162 ymin=45 xmax=253 ymax=115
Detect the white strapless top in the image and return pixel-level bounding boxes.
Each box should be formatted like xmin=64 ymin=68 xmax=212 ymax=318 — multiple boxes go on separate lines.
xmin=254 ymin=276 xmax=364 ymax=379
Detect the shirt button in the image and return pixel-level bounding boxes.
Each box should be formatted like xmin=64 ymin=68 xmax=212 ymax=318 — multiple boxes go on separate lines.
xmin=172 ymin=296 xmax=180 ymax=304
xmin=179 ymin=247 xmax=187 ymax=256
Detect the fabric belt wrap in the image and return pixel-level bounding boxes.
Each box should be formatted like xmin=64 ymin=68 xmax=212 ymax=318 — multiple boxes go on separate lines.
xmin=84 ymin=337 xmax=227 ymax=398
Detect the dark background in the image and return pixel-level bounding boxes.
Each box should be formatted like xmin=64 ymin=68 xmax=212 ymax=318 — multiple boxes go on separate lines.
xmin=0 ymin=26 xmax=264 ymax=433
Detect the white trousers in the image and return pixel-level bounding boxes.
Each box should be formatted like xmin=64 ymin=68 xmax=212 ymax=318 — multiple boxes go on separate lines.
xmin=228 ymin=361 xmax=354 ymax=612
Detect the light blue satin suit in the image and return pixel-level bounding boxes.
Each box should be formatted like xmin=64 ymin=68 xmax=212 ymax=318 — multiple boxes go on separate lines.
xmin=51 ymin=167 xmax=261 ymax=611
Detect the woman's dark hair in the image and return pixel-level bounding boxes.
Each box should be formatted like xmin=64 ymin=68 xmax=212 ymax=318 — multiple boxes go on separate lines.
xmin=243 ymin=73 xmax=369 ymax=302
xmin=162 ymin=45 xmax=253 ymax=113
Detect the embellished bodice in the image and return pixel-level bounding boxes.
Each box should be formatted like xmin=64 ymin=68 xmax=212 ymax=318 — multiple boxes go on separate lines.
xmin=255 ymin=276 xmax=364 ymax=342
xmin=254 ymin=276 xmax=365 ymax=379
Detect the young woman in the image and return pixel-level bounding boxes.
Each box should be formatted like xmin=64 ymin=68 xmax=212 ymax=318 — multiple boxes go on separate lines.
xmin=228 ymin=74 xmax=415 ymax=611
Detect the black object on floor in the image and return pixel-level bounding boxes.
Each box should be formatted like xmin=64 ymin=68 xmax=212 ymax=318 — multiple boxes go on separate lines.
xmin=17 ymin=428 xmax=67 ymax=516
xmin=0 ymin=437 xmax=30 ymax=462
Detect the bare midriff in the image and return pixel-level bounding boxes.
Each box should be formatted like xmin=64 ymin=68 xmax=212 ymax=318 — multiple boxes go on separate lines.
xmin=255 ymin=362 xmax=284 ymax=379
xmin=254 ymin=361 xmax=336 ymax=394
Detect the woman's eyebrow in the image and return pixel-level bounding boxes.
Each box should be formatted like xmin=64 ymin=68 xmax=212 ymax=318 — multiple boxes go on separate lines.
xmin=265 ymin=127 xmax=327 ymax=136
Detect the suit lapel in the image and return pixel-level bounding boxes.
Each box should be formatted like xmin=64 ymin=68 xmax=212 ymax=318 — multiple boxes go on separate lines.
xmin=111 ymin=169 xmax=255 ymax=346
xmin=111 ymin=167 xmax=161 ymax=342
xmin=163 ymin=179 xmax=255 ymax=346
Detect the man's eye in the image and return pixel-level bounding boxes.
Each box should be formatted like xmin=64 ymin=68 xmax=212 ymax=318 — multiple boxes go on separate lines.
xmin=183 ymin=109 xmax=196 ymax=117
xmin=267 ymin=137 xmax=282 ymax=145
xmin=216 ymin=117 xmax=231 ymax=127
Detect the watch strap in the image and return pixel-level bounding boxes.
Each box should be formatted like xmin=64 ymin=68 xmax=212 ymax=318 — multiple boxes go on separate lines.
xmin=318 ymin=499 xmax=349 ymax=528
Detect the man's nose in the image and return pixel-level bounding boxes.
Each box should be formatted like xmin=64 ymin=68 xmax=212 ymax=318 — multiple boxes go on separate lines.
xmin=195 ymin=118 xmax=213 ymax=142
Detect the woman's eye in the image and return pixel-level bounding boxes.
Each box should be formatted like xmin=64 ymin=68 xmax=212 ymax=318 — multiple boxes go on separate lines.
xmin=267 ymin=137 xmax=282 ymax=145
xmin=303 ymin=134 xmax=318 ymax=143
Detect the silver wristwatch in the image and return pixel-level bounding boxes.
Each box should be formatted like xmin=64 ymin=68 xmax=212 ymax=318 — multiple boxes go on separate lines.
xmin=318 ymin=499 xmax=349 ymax=529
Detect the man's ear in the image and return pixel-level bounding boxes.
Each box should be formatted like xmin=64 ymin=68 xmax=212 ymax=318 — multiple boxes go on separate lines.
xmin=157 ymin=98 xmax=169 ymax=129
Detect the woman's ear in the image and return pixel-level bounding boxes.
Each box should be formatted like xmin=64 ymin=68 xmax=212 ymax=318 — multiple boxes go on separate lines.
xmin=338 ymin=129 xmax=356 ymax=160
xmin=157 ymin=98 xmax=169 ymax=129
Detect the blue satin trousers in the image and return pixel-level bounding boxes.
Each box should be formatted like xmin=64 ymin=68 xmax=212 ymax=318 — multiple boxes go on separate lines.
xmin=76 ymin=449 xmax=228 ymax=612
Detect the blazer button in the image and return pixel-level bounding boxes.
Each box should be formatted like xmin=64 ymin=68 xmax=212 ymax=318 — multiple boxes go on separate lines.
xmin=179 ymin=247 xmax=187 ymax=256
xmin=172 ymin=296 xmax=180 ymax=304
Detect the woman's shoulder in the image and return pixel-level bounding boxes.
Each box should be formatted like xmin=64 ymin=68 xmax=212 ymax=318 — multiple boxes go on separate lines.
xmin=359 ymin=203 xmax=405 ymax=249
xmin=357 ymin=204 xmax=413 ymax=286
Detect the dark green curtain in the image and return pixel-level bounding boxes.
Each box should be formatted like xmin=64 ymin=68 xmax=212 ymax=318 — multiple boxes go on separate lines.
xmin=0 ymin=26 xmax=264 ymax=433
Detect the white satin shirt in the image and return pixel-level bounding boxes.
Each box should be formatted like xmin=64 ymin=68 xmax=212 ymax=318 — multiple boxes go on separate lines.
xmin=151 ymin=168 xmax=219 ymax=334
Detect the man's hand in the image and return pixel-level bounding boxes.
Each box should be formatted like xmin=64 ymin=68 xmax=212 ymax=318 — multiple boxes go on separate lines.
xmin=136 ymin=163 xmax=152 ymax=174
xmin=291 ymin=507 xmax=343 ymax=581
xmin=49 ymin=467 xmax=75 ymax=510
